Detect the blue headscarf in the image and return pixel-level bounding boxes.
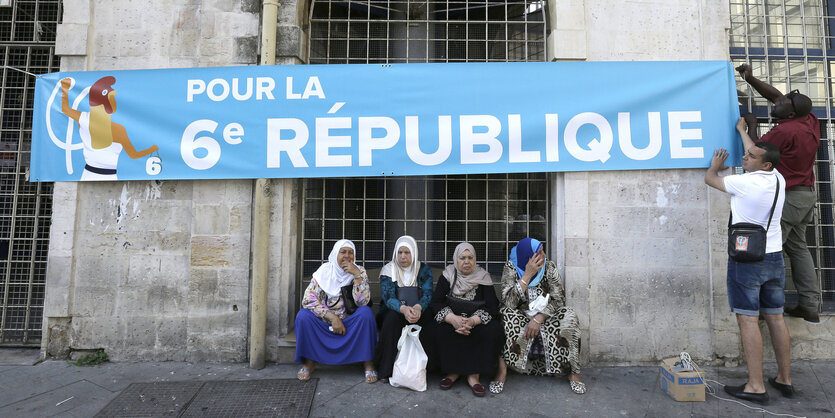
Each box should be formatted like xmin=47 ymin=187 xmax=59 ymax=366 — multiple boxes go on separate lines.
xmin=509 ymin=238 xmax=545 ymax=287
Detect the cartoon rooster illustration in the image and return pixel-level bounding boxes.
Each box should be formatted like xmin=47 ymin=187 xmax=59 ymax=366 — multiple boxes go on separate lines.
xmin=60 ymin=76 xmax=158 ymax=180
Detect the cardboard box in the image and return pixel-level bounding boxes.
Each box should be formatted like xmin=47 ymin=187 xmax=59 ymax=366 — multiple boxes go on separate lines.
xmin=659 ymin=357 xmax=705 ymax=402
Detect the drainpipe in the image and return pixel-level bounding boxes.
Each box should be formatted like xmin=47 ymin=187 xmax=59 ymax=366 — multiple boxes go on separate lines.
xmin=250 ymin=0 xmax=279 ymax=370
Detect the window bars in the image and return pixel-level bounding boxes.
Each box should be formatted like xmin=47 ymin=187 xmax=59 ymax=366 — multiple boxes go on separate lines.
xmin=730 ymin=0 xmax=835 ymax=310
xmin=303 ymin=1 xmax=548 ymax=293
xmin=0 ymin=0 xmax=60 ymax=344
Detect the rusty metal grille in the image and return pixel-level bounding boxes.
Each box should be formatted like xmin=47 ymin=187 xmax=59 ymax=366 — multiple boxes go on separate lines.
xmin=303 ymin=1 xmax=549 ymax=295
xmin=0 ymin=0 xmax=60 ymax=344
xmin=730 ymin=0 xmax=835 ymax=311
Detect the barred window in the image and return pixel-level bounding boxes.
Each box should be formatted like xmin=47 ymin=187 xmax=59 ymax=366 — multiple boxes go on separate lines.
xmin=730 ymin=0 xmax=834 ymax=311
xmin=303 ymin=0 xmax=549 ymax=296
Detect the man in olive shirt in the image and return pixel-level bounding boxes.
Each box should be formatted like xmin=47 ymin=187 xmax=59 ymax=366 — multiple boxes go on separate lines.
xmin=737 ymin=64 xmax=821 ymax=323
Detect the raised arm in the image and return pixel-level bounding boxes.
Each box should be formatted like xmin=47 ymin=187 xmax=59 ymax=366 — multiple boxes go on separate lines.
xmin=60 ymin=78 xmax=81 ymax=122
xmin=736 ymin=64 xmax=783 ymax=103
xmin=704 ymin=148 xmax=729 ymax=192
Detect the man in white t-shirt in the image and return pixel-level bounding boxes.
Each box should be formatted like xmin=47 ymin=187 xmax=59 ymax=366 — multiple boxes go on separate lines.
xmin=705 ymin=119 xmax=793 ymax=404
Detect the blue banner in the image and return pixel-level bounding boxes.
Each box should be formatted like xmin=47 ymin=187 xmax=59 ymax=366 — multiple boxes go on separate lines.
xmin=31 ymin=61 xmax=740 ymax=182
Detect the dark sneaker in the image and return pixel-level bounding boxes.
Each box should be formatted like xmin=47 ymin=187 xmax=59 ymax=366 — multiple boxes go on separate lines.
xmin=784 ymin=306 xmax=821 ymax=323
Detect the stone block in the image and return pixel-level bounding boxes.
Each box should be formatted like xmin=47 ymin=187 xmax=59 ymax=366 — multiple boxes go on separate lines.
xmin=193 ymin=205 xmax=231 ymax=235
xmin=74 ymin=255 xmax=128 ymax=287
xmin=120 ymin=30 xmax=154 ymax=56
xmin=564 ymin=205 xmax=588 ymax=238
xmin=275 ymin=25 xmax=301 ymax=59
xmin=223 ymin=13 xmax=260 ymax=37
xmin=206 ymin=0 xmax=236 ymax=12
xmin=123 ymin=316 xmax=158 ymax=349
xmin=190 ymin=235 xmax=248 ymax=268
xmin=171 ymin=29 xmax=201 ymax=58
xmin=62 ymin=0 xmax=91 ymax=24
xmin=550 ymin=30 xmax=587 ymax=61
xmin=234 ymin=36 xmax=259 ymax=64
xmin=277 ymin=0 xmax=302 ymax=25
xmin=647 ymin=207 xmax=707 ymax=238
xmin=71 ymin=286 xmax=117 ymax=317
xmin=59 ymin=56 xmax=88 ymax=72
xmin=564 ymin=265 xmax=590 ymax=300
xmin=589 ymin=206 xmax=649 ymax=238
xmin=55 ymin=24 xmax=88 ymax=56
xmin=44 ymin=256 xmax=72 ymax=317
xmin=563 ymin=177 xmax=588 ymax=208
xmin=563 ymin=237 xmax=588 ymax=266
xmin=242 ymin=0 xmax=262 ymax=14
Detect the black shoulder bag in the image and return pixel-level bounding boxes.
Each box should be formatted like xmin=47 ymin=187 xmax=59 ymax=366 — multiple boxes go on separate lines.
xmin=445 ymin=270 xmax=486 ymax=315
xmin=727 ymin=178 xmax=780 ymax=263
xmin=340 ymin=283 xmax=358 ymax=315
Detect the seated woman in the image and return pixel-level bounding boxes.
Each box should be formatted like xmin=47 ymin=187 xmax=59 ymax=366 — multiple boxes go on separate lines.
xmin=375 ymin=235 xmax=434 ymax=382
xmin=295 ymin=239 xmax=378 ymax=383
xmin=494 ymin=238 xmax=586 ymax=395
xmin=428 ymin=242 xmax=504 ymax=397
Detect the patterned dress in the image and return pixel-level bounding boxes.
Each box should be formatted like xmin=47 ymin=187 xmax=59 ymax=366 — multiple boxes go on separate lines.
xmin=500 ymin=260 xmax=581 ymax=375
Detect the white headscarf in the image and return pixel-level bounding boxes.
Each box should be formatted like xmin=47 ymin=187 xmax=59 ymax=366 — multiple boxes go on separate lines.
xmin=380 ymin=235 xmax=420 ymax=287
xmin=312 ymin=239 xmax=360 ymax=298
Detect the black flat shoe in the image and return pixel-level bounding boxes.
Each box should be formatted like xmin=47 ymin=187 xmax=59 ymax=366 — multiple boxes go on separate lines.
xmin=768 ymin=377 xmax=795 ymax=398
xmin=724 ymin=383 xmax=769 ymax=405
xmin=784 ymin=306 xmax=821 ymax=323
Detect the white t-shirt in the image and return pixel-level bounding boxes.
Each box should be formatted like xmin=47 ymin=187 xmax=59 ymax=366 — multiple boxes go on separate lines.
xmin=723 ymin=169 xmax=786 ymax=254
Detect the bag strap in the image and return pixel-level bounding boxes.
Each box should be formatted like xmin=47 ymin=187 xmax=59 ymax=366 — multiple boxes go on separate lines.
xmin=448 ymin=270 xmax=458 ymax=297
xmin=764 ymin=177 xmax=780 ymax=232
xmin=727 ymin=176 xmax=781 ymax=231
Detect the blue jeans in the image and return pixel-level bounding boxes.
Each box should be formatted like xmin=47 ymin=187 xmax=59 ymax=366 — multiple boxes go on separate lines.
xmin=727 ymin=253 xmax=786 ymax=316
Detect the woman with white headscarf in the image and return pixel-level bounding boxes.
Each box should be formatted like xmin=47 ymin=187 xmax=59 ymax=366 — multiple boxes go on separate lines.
xmin=374 ymin=235 xmax=434 ymax=381
xmin=295 ymin=239 xmax=378 ymax=383
xmin=427 ymin=242 xmax=504 ymax=397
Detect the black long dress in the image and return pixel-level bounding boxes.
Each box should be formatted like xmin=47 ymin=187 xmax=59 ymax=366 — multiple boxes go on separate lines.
xmin=426 ymin=275 xmax=504 ymax=376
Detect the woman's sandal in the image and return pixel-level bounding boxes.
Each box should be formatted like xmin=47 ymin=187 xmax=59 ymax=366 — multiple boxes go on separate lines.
xmin=488 ymin=381 xmax=504 ymax=394
xmin=570 ymin=380 xmax=587 ymax=394
xmin=297 ymin=367 xmax=312 ymax=381
xmin=364 ymin=370 xmax=378 ymax=384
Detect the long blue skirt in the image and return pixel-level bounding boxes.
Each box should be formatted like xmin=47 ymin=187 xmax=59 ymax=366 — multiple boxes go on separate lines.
xmin=294 ymin=305 xmax=377 ymax=365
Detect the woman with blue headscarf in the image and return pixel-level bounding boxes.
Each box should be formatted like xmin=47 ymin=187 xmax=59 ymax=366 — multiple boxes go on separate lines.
xmin=491 ymin=238 xmax=586 ymax=395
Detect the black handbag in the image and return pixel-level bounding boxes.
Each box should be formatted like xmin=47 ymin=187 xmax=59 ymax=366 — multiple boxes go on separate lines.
xmin=396 ymin=286 xmax=421 ymax=307
xmin=727 ymin=178 xmax=780 ymax=263
xmin=340 ymin=283 xmax=358 ymax=315
xmin=445 ymin=270 xmax=485 ymax=315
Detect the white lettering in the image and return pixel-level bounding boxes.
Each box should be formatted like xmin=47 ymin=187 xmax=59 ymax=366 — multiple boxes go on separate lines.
xmin=617 ymin=112 xmax=662 ymax=160
xmin=315 ymin=117 xmax=352 ymax=167
xmin=231 ymin=78 xmax=253 ymax=101
xmin=223 ymin=123 xmax=244 ymax=145
xmin=460 ymin=115 xmax=503 ymax=164
xmin=187 ymin=79 xmax=206 ymax=102
xmin=405 ymin=116 xmax=452 ymax=166
xmin=508 ymin=114 xmax=540 ymax=163
xmin=286 ymin=77 xmax=301 ymax=99
xmin=303 ymin=76 xmax=326 ymax=99
xmin=256 ymin=77 xmax=276 ymax=100
xmin=267 ymin=118 xmax=309 ymax=168
xmin=545 ymin=114 xmax=559 ymax=162
xmin=207 ymin=79 xmax=230 ymax=102
xmin=564 ymin=112 xmax=613 ymax=163
xmin=668 ymin=111 xmax=703 ymax=159
xmin=358 ymin=117 xmax=400 ymax=166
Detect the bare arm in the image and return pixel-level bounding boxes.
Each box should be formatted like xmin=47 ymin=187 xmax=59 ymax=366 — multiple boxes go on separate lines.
xmin=736 ymin=64 xmax=782 ymax=103
xmin=704 ymin=148 xmax=728 ymax=192
xmin=111 ymin=123 xmax=159 ymax=159
xmin=60 ymin=78 xmax=81 ymax=122
xmin=736 ymin=117 xmax=756 ymax=152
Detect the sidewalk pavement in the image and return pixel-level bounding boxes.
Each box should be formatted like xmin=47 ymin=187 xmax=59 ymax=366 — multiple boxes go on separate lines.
xmin=0 ymin=349 xmax=833 ymax=417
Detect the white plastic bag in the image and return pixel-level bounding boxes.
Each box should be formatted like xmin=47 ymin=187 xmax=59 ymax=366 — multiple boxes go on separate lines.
xmin=389 ymin=324 xmax=427 ymax=391
xmin=525 ymin=293 xmax=550 ymax=317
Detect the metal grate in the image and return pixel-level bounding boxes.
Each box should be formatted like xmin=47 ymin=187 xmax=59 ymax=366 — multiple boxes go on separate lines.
xmin=303 ymin=1 xmax=549 ymax=296
xmin=309 ymin=0 xmax=546 ymax=64
xmin=0 ymin=0 xmax=59 ymax=344
xmin=730 ymin=0 xmax=835 ymax=310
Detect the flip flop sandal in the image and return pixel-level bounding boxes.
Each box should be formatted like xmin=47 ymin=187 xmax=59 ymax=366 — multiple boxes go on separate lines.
xmin=489 ymin=381 xmax=504 ymax=394
xmin=364 ymin=370 xmax=378 ymax=384
xmin=570 ymin=380 xmax=587 ymax=394
xmin=297 ymin=367 xmax=311 ymax=381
